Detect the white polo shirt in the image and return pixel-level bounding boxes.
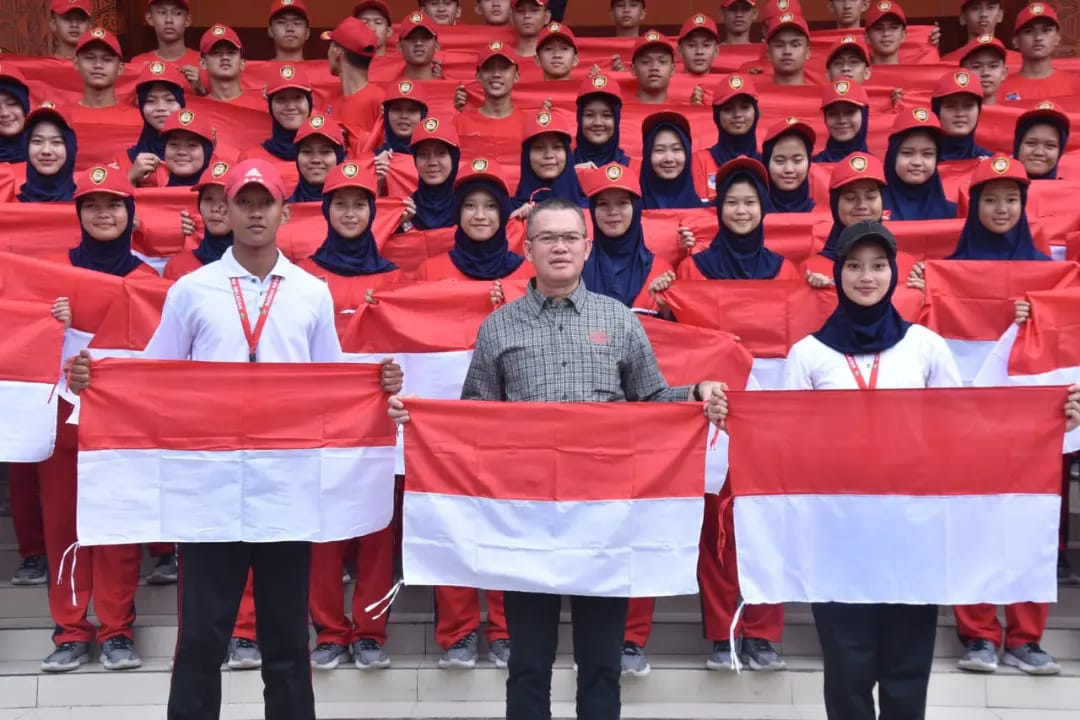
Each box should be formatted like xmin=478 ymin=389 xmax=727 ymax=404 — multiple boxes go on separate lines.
xmin=144 ymin=247 xmax=341 ymax=363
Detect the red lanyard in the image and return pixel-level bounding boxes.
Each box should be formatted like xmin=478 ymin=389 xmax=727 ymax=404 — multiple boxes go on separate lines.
xmin=844 ymin=354 xmax=880 ymax=391
xmin=229 ymin=276 xmax=281 ymax=362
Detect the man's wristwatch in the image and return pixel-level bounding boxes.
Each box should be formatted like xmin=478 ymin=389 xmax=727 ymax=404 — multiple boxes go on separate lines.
xmin=693 ymin=383 xmax=703 ymax=402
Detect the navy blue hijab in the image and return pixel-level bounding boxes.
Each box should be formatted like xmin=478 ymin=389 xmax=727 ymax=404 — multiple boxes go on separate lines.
xmin=581 ymin=189 xmax=653 ymax=306
xmin=813 ymin=234 xmax=911 ymax=354
xmin=449 ymin=179 xmax=524 ymax=280
xmin=948 ymin=181 xmax=1049 ymax=260
xmin=882 ymin=130 xmax=957 ymax=221
xmin=574 ymin=93 xmax=630 ymax=168
xmin=933 ymin=98 xmax=992 ymax=161
xmin=192 ymin=186 xmax=233 ymax=265
xmin=262 ymin=91 xmax=313 ymax=161
xmin=289 ymin=138 xmax=346 ymax=203
xmin=1013 ymin=116 xmax=1070 ymax=180
xmin=70 ymin=196 xmax=144 ymax=276
xmin=127 ymin=80 xmax=186 ymax=163
xmin=813 ymin=105 xmax=869 ymax=163
xmin=0 ymin=79 xmax=31 ymax=163
xmin=512 ymin=132 xmax=587 ymax=209
xmin=311 ymin=188 xmax=398 ymax=276
xmin=640 ymin=120 xmax=706 ymax=210
xmin=17 ymin=115 xmax=77 ymax=203
xmin=693 ymin=171 xmax=784 ymax=280
xmin=410 ymin=141 xmax=461 ymax=230
xmin=763 ymin=130 xmax=815 ymax=213
xmin=820 ymin=183 xmax=884 ymax=260
xmin=376 ymin=99 xmax=427 ymax=155
xmin=709 ymin=98 xmax=761 ymax=167
xmin=163 ymin=131 xmax=214 ymax=188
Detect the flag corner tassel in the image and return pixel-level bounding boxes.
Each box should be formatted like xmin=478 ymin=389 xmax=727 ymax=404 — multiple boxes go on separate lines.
xmin=364 ymin=578 xmax=405 ymax=620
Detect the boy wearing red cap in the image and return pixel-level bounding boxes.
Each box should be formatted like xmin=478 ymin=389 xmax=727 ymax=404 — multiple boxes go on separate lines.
xmin=454 ymin=43 xmax=523 ymax=171
xmin=678 ymin=14 xmax=721 ymax=77
xmin=398 ymin=11 xmax=442 ymax=82
xmin=828 ymin=0 xmax=869 ymax=29
xmin=718 ymin=0 xmax=757 ymax=45
xmin=354 ymin=1 xmax=393 ymax=57
xmin=268 ymin=0 xmax=310 ymax=62
xmin=998 ymin=3 xmax=1080 ymax=103
xmin=631 ymin=31 xmax=676 ymax=104
xmin=199 ymin=25 xmax=262 ymax=109
xmin=326 ymin=18 xmax=385 ymax=138
xmin=764 ymin=14 xmax=811 ymax=86
xmin=826 ymin=36 xmax=871 ymax=83
xmin=611 ymin=0 xmax=646 ymax=38
xmin=74 ymin=28 xmax=125 ymax=109
xmin=512 ymin=0 xmax=552 ymax=59
xmin=864 ymin=1 xmax=905 ymax=65
xmin=476 ymin=0 xmax=512 ymax=25
xmin=131 ymin=0 xmax=201 ymax=83
xmin=535 ymin=22 xmax=579 ymax=82
xmin=422 ymin=0 xmax=462 ymax=25
xmin=49 ymin=0 xmax=93 ymax=59
xmin=957 ymin=0 xmax=1004 ymax=47
xmin=958 ymin=35 xmax=1008 ymax=105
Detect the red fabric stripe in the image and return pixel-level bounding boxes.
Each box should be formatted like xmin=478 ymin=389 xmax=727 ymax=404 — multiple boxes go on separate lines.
xmin=78 ymin=360 xmax=397 ymax=451
xmin=727 ymin=387 xmax=1065 ymax=497
xmin=640 ymin=315 xmax=753 ymax=391
xmin=0 ymin=299 xmax=65 ymax=383
xmin=276 ymin=197 xmax=406 ymax=266
xmin=87 ymin=276 xmax=172 ymax=353
xmin=0 ymin=252 xmax=126 ymax=334
xmin=403 ymin=398 xmax=707 ymax=501
xmin=1008 ymin=286 xmax=1080 ymax=376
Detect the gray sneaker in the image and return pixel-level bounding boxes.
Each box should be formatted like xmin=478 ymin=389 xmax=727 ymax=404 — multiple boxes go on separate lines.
xmin=1002 ymin=642 xmax=1061 ymax=675
xmin=706 ymin=640 xmax=737 ymax=671
xmin=620 ymin=642 xmax=651 ymax=677
xmin=439 ymin=630 xmax=478 ymax=669
xmin=147 ymin=552 xmax=178 ymax=585
xmin=100 ymin=636 xmax=142 ymax=670
xmin=957 ymin=639 xmax=998 ymax=673
xmin=311 ymin=642 xmax=350 ymax=670
xmin=740 ymin=637 xmax=787 ymax=671
xmin=11 ymin=554 xmax=48 ymax=586
xmin=1058 ymin=554 xmax=1080 ymax=586
xmin=227 ymin=637 xmax=262 ymax=670
xmin=488 ymin=638 xmax=511 ymax=668
xmin=41 ymin=642 xmax=90 ymax=673
xmin=352 ymin=638 xmax=391 ymax=670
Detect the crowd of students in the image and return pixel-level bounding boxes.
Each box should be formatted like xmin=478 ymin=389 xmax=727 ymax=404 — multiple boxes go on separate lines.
xmin=2 ymin=0 xmax=1079 ymax=694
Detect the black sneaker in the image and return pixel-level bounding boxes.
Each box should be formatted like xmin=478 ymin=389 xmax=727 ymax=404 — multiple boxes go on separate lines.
xmin=147 ymin=553 xmax=178 ymax=585
xmin=11 ymin=553 xmax=48 ymax=586
xmin=740 ymin=637 xmax=787 ymax=671
xmin=620 ymin=641 xmax=651 ymax=677
xmin=706 ymin=640 xmax=736 ymax=671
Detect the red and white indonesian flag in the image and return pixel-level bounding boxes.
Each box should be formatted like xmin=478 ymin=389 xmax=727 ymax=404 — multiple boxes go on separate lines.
xmin=402 ymin=399 xmax=708 ymax=597
xmin=0 ymin=299 xmax=64 ymax=462
xmin=76 ymin=359 xmax=397 ymax=545
xmin=727 ymin=387 xmax=1066 ymax=605
xmin=973 ymin=286 xmax=1080 ymax=453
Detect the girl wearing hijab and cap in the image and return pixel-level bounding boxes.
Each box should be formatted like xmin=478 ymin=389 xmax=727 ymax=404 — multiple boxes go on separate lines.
xmin=783 ymin=220 xmax=962 ymax=720
xmin=511 ymin=109 xmax=587 ymax=217
xmin=882 ymin=107 xmax=957 ymax=221
xmin=762 ymin=117 xmax=817 ymax=214
xmin=932 ymin=69 xmax=993 ymax=162
xmin=370 ymin=80 xmax=427 ymax=197
xmin=640 ymin=111 xmax=708 ymax=211
xmin=152 ymin=108 xmax=215 ymax=188
xmin=289 ymin=113 xmax=346 ymax=203
xmin=0 ymin=66 xmax=31 ymax=164
xmin=572 ymin=74 xmax=630 ymax=170
xmin=403 ymin=116 xmax=461 ymax=231
xmin=692 ymin=74 xmax=761 ymax=202
xmin=16 ymin=103 xmax=77 ymax=203
xmin=812 ymin=80 xmax=871 ymax=164
xmin=165 ymin=159 xmax=234 ymax=279
xmin=123 ymin=62 xmax=185 ymax=186
xmin=1013 ymin=102 xmax=1070 ymax=180
xmin=238 ymin=64 xmax=313 ymax=190
xmin=678 ymin=158 xmax=801 ymax=281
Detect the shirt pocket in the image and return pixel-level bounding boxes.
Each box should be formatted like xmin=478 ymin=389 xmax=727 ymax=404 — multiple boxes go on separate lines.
xmin=585 ymin=345 xmax=620 ymax=399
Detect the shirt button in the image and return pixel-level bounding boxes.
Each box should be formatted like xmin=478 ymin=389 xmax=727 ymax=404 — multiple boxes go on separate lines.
xmin=561 ymin=361 xmax=567 ymax=367
xmin=558 ymin=325 xmax=563 ymax=331
xmin=561 ymin=394 xmax=568 ymax=400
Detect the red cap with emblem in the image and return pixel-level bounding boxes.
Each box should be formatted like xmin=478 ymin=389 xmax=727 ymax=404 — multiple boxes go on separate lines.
xmin=763 ymin=116 xmax=816 ymax=149
xmin=826 ymin=35 xmax=871 ymax=66
xmin=931 ymin=69 xmax=981 ymax=101
xmin=478 ymin=40 xmax=518 ymax=68
xmin=160 ymin=108 xmax=215 ymax=143
xmin=715 ymin=157 xmax=769 ymax=190
xmin=76 ymin=27 xmax=121 ymax=56
xmin=1016 ymin=101 xmax=1071 ymax=136
xmin=523 ymin=109 xmax=573 ymax=143
xmin=970 ymin=154 xmax=1030 ymax=188
xmin=25 ymin=101 xmax=73 ymax=131
xmin=135 ymin=60 xmax=186 ymax=93
xmin=722 ymin=0 xmax=758 ymax=6
xmin=194 ymin=158 xmax=232 ymax=192
xmin=583 ymin=162 xmax=641 ymax=199
xmin=0 ymin=63 xmax=29 ymax=89
xmin=757 ymin=0 xmax=799 ymax=23
xmin=821 ymin=79 xmax=870 ymax=110
xmin=225 ymin=159 xmax=289 ymax=200
xmin=537 ymin=22 xmax=577 ymax=51
xmin=382 ymin=79 xmax=428 ymax=112
xmin=323 ymin=161 xmax=378 ymax=196
xmin=148 ymin=0 xmax=189 ymax=7
xmin=890 ymin=106 xmax=942 ymax=136
xmin=353 ymin=0 xmax=391 ymax=20
xmin=75 ymin=166 xmax=135 ymax=199
xmin=829 ymin=153 xmax=886 ymax=190
xmin=577 ymin=73 xmax=622 ymax=103
xmin=399 ymin=10 xmax=438 ymax=39
xmin=512 ymin=0 xmax=547 ymax=5
xmin=454 ymin=157 xmax=509 ymax=194
xmin=641 ymin=111 xmax=691 ymax=140
xmin=958 ymin=34 xmax=1007 ymax=65
xmin=293 ymin=113 xmax=344 ymax=148
xmin=266 ymin=64 xmax=312 ymax=95
xmin=713 ymin=74 xmax=757 ymax=107
xmin=269 ymin=0 xmax=308 ymax=22
xmin=200 ymin=24 xmax=243 ymax=55
xmin=1015 ymin=2 xmax=1058 ymax=33
xmin=50 ymin=0 xmax=92 ymax=15
xmin=678 ymin=14 xmax=720 ymax=42
xmin=323 ymin=17 xmax=378 ymax=56
xmin=410 ymin=116 xmax=460 ymax=150
xmin=633 ymin=29 xmax=675 ymax=60
xmin=864 ymin=0 xmax=906 ymax=28
xmin=765 ymin=12 xmax=810 ymax=41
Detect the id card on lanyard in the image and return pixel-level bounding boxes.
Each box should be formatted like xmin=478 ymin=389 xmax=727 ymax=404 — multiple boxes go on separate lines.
xmin=844 ymin=353 xmax=880 ymax=391
xmin=230 ymin=276 xmax=281 ymax=362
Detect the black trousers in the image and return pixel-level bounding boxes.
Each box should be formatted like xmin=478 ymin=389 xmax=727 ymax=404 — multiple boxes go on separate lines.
xmin=166 ymin=541 xmax=315 ymax=720
xmin=812 ymin=602 xmax=938 ymax=720
xmin=504 ymin=591 xmax=627 ymax=720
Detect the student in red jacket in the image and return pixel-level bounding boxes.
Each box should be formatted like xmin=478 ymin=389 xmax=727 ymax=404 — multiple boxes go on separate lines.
xmin=238 ymin=65 xmax=314 ymax=190
xmin=1013 ymin=102 xmax=1069 ymax=180
xmin=165 ymin=159 xmax=233 ymax=278
xmin=135 ymin=107 xmax=214 ymax=188
xmin=325 ymin=17 xmax=383 ymax=138
xmin=864 ymin=1 xmax=905 ymax=65
xmin=405 ymin=116 xmax=460 ymax=230
xmin=718 ymin=0 xmax=758 ymax=45
xmin=48 ymin=0 xmax=92 ymax=60
xmin=289 ymin=113 xmax=346 ymax=203
xmin=762 ymin=116 xmax=817 ymax=213
xmin=611 ymin=0 xmax=646 ymax=38
xmin=268 ymin=0 xmax=310 ymax=63
xmin=825 ymin=36 xmax=871 ymax=83
xmin=130 ymin=0 xmax=201 ymax=80
xmin=693 ymin=73 xmax=760 ymax=202
xmin=354 ymin=0 xmax=394 ymax=57
xmin=631 ymin=30 xmax=677 ymax=104
xmin=677 ymin=14 xmax=721 ymax=77
xmin=121 ymin=62 xmax=185 ymax=186
xmin=0 ymin=66 xmax=30 ymax=164
xmin=16 ymin=103 xmax=78 ymax=203
xmin=958 ymin=34 xmax=1009 ymax=106
xmin=999 ymin=3 xmax=1080 ymax=102
xmin=535 ymin=22 xmax=579 ymax=82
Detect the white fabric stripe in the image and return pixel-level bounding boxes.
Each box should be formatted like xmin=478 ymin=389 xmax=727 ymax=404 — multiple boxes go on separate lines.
xmin=77 ymin=446 xmax=396 ymax=545
xmin=403 ymin=493 xmax=704 ymax=597
xmin=944 ymin=338 xmax=996 ymax=386
xmin=0 ymin=380 xmax=58 ymax=463
xmin=750 ymin=357 xmax=785 ymax=390
xmin=131 ymin=249 xmax=168 ymax=275
xmin=734 ymin=493 xmax=1059 ymax=605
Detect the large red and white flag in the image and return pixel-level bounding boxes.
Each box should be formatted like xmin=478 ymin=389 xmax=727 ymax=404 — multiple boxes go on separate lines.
xmin=973 ymin=286 xmax=1080 ymax=452
xmin=76 ymin=359 xmax=397 ymax=545
xmin=0 ymin=299 xmax=64 ymax=462
xmin=727 ymin=387 xmax=1066 ymax=605
xmin=402 ymin=398 xmax=708 ymax=597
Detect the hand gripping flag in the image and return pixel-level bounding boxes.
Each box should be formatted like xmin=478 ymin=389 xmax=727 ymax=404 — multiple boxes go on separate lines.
xmin=0 ymin=299 xmax=64 ymax=462
xmin=402 ymin=398 xmax=708 ymax=597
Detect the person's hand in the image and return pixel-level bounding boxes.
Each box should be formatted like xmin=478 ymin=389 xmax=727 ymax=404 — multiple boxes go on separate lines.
xmin=179 ymin=65 xmax=205 ymax=95
xmin=379 ymin=357 xmax=404 ymax=395
xmin=748 ymin=65 xmax=764 ymax=75
xmin=453 ymin=83 xmax=468 ymax=111
xmin=929 ymin=23 xmax=941 ymax=48
xmin=490 ymin=279 xmax=505 ymax=306
xmin=907 ymin=261 xmax=925 ymax=291
xmin=610 ymin=54 xmax=625 ymax=72
xmin=510 ymin=204 xmax=532 ymax=220
xmin=180 ymin=209 xmax=196 ymax=237
xmin=373 ymin=150 xmax=392 ymax=181
xmin=432 ymin=58 xmax=445 ymax=79
xmin=540 ymin=97 xmax=553 ymax=112
xmin=890 ymin=87 xmax=905 ymax=109
xmin=648 ymin=270 xmax=675 ymax=305
xmin=129 ymin=153 xmax=159 ymax=183
xmin=52 ymin=296 xmax=72 ymax=328
xmin=806 ymin=271 xmax=833 ymax=289
xmin=696 ymin=381 xmax=729 ymax=429
xmin=690 ymin=85 xmax=705 ymax=105
xmin=678 ymin=226 xmax=696 ymax=252
xmin=1015 ymin=299 xmax=1031 ymax=325
xmin=67 ymin=349 xmax=92 ymax=394
xmin=588 ymin=63 xmax=603 ymax=77
xmin=364 ymin=288 xmax=379 ymax=305
xmin=401 ymin=196 xmax=417 ymax=225
xmin=388 ymin=394 xmax=411 ymax=425
xmin=574 ymin=161 xmax=597 ymax=171
xmin=1067 ymin=383 xmax=1080 ymax=432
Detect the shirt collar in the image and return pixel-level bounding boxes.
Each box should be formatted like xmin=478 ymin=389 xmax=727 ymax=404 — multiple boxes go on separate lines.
xmin=219 ymin=247 xmax=292 ymax=280
xmin=526 ymin=278 xmax=588 ymax=317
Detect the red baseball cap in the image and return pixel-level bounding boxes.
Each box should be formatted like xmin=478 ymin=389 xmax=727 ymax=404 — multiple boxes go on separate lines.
xmin=323 ymin=161 xmax=378 ymax=196
xmin=826 ymin=35 xmax=871 ymax=66
xmin=148 ymin=0 xmax=189 ymax=7
xmin=715 ymin=156 xmax=769 ymax=189
xmin=583 ymin=162 xmax=641 ymax=199
xmin=958 ymin=34 xmax=1008 ymax=65
xmin=477 ymin=40 xmax=518 ymax=68
xmin=76 ymin=27 xmax=121 ymax=57
xmin=829 ymin=153 xmax=886 ymax=190
xmin=382 ymin=79 xmax=428 ymax=111
xmin=266 ymin=64 xmax=312 ymax=95
xmin=642 ymin=111 xmax=691 ymax=140
xmin=864 ymin=0 xmax=906 ymax=28
xmin=50 ymin=0 xmax=92 ymax=15
xmin=410 ymin=116 xmax=460 ymax=150
xmin=269 ymin=0 xmax=308 ymax=22
xmin=353 ymin=0 xmax=391 ymax=20
xmin=523 ymin=109 xmax=573 ymax=143
xmin=932 ymin=70 xmax=981 ymax=101
xmin=135 ymin=59 xmax=186 ymax=92
xmin=633 ymin=29 xmax=675 ymax=61
xmin=537 ymin=22 xmax=577 ymax=51
xmin=200 ymin=24 xmax=243 ymax=55
xmin=399 ymin=10 xmax=438 ymax=39
xmin=578 ymin=73 xmax=622 ymax=103
xmin=890 ymin=106 xmax=942 ymax=136
xmin=758 ymin=0 xmax=803 ymax=25
xmin=323 ymin=17 xmax=378 ymax=56
xmin=25 ymin=101 xmax=73 ymax=131
xmin=512 ymin=0 xmax=547 ymax=6
xmin=294 ymin=113 xmax=344 ymax=148
xmin=1016 ymin=100 xmax=1071 ymax=135
xmin=722 ymin=0 xmax=758 ymax=9
xmin=75 ymin=165 xmax=135 ymax=199
xmin=160 ymin=108 xmax=215 ymax=144
xmin=821 ymin=79 xmax=870 ymax=110
xmin=970 ymin=155 xmax=1030 ymax=189
xmin=454 ymin=157 xmax=510 ymax=195
xmin=766 ymin=13 xmax=810 ymax=41
xmin=1014 ymin=2 xmax=1058 ymax=33
xmin=225 ymin=159 xmax=288 ymax=200
xmin=713 ymin=73 xmax=757 ymax=107
xmin=763 ymin=116 xmax=816 ymax=149
xmin=678 ymin=14 xmax=720 ymax=43
xmin=0 ymin=63 xmax=29 ymax=88
xmin=194 ymin=158 xmax=231 ymax=192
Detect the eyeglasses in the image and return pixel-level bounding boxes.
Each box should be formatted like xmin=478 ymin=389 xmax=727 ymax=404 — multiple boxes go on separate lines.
xmin=528 ymin=232 xmax=587 ymax=246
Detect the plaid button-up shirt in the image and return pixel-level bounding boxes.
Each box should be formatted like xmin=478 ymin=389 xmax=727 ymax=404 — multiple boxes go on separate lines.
xmin=461 ymin=280 xmax=692 ymax=403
